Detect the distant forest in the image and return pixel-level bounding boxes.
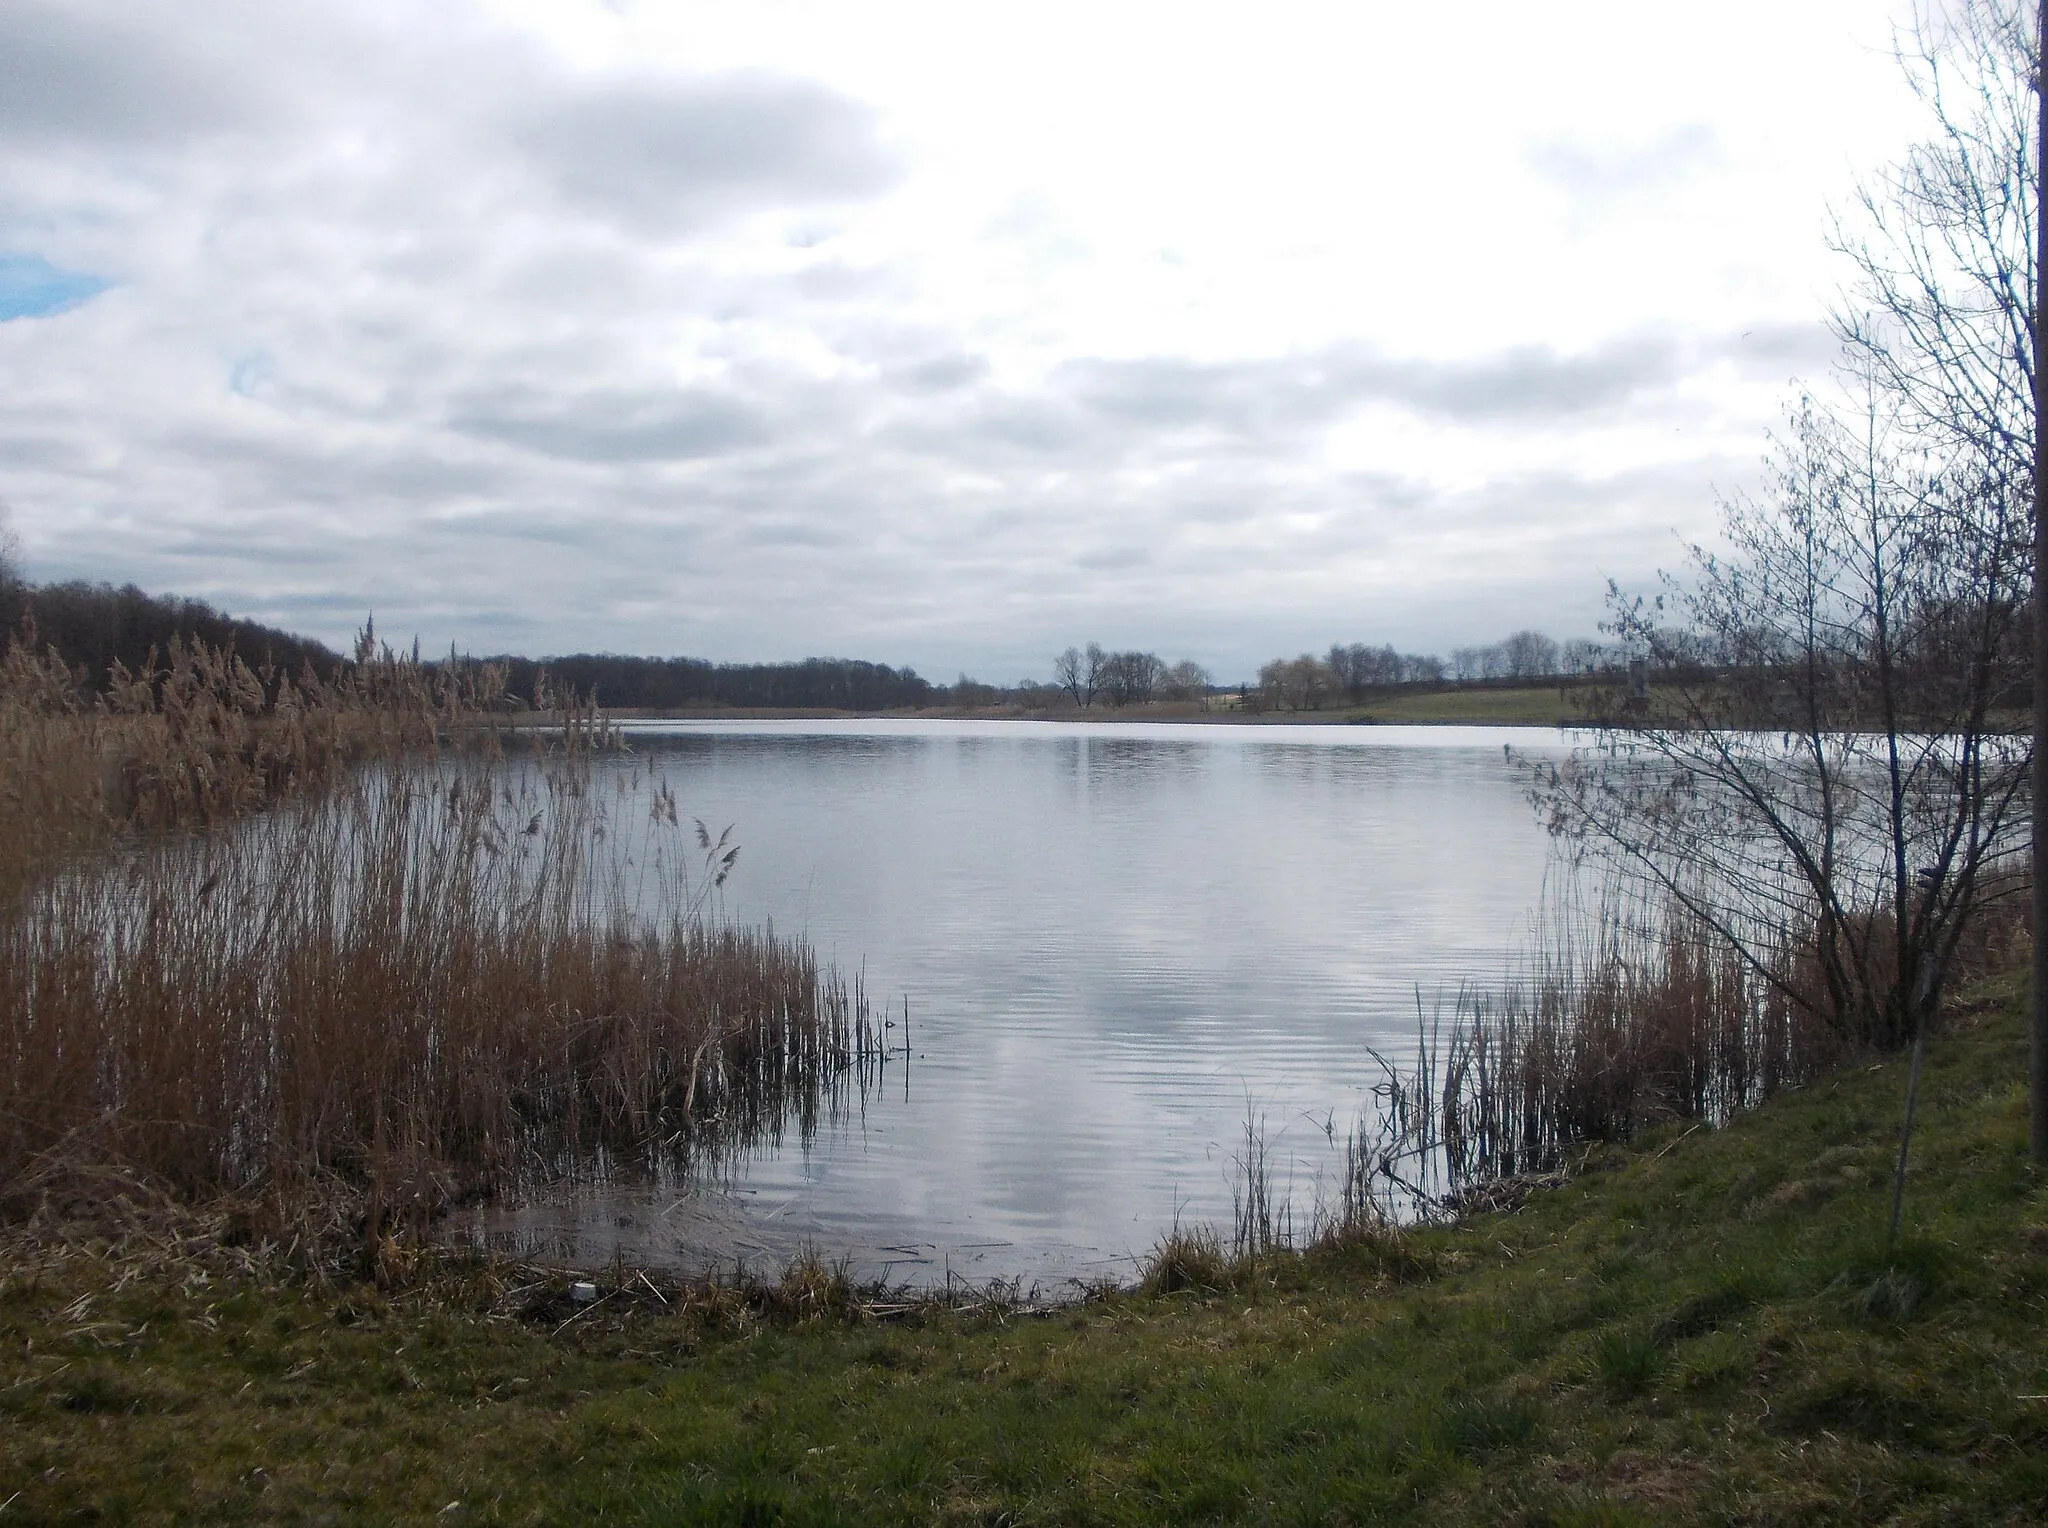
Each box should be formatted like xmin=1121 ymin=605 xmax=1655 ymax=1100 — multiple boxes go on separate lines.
xmin=488 ymin=654 xmax=934 ymax=712
xmin=0 ymin=579 xmax=345 ymax=691
xmin=0 ymin=576 xmax=937 ymax=712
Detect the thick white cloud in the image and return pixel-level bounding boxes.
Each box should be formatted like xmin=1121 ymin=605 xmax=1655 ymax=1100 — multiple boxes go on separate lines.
xmin=0 ymin=0 xmax=1924 ymax=680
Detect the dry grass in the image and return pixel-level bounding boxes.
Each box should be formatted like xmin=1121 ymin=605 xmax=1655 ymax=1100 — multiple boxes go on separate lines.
xmin=1139 ymin=1224 xmax=1236 ymax=1294
xmin=0 ymin=1188 xmax=1014 ymax=1350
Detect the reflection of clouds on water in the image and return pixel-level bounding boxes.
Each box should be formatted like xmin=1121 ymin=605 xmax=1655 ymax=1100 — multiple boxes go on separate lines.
xmin=465 ymin=720 xmax=1572 ymax=1287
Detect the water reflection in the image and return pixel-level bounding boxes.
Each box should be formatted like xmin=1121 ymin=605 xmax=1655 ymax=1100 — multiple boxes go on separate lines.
xmin=451 ymin=721 xmax=1577 ymax=1292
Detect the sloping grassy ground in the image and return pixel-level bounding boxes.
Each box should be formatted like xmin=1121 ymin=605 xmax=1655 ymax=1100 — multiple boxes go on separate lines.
xmin=5 ymin=975 xmax=2046 ymax=1525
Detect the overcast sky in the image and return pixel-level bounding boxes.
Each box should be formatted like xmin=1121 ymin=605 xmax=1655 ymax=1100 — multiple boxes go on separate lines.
xmin=0 ymin=0 xmax=1933 ymax=681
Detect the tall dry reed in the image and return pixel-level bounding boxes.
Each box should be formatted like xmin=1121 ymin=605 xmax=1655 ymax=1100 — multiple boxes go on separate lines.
xmin=0 ymin=619 xmax=515 ymax=909
xmin=1 ymin=623 xmax=875 ymax=1225
xmin=1362 ymin=878 xmax=2028 ymax=1211
xmin=0 ymin=756 xmax=877 ymax=1215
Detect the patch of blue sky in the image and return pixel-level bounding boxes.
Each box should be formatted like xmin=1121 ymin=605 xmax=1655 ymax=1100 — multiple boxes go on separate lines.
xmin=229 ymin=351 xmax=273 ymax=397
xmin=0 ymin=253 xmax=110 ymax=321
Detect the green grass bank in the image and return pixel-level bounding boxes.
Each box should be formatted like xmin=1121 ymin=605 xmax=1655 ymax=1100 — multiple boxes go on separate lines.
xmin=1340 ymin=684 xmax=1598 ymax=727
xmin=5 ymin=973 xmax=2047 ymax=1525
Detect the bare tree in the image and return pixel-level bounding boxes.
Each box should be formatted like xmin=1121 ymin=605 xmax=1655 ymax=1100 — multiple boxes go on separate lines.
xmin=1560 ymin=637 xmax=1612 ymax=675
xmin=1372 ymin=643 xmax=1413 ymax=688
xmin=1501 ymin=630 xmax=1561 ymax=679
xmin=1326 ymin=641 xmax=1426 ymax=698
xmin=1053 ymin=643 xmax=1107 ymax=708
xmin=1534 ymin=397 xmax=2028 ymax=1053
xmin=1099 ymin=649 xmax=1166 ymax=706
xmin=1159 ymin=659 xmax=1212 ymax=701
xmin=2035 ymin=0 xmax=2046 ymax=1163
xmin=1255 ymin=657 xmax=1286 ymax=711
xmin=0 ymin=506 xmax=22 ymax=639
xmin=1295 ymin=654 xmax=1334 ymax=710
xmin=1053 ymin=647 xmax=1085 ymax=708
xmin=1327 ymin=643 xmax=1359 ymax=701
xmin=1405 ymin=651 xmax=1446 ymax=684
xmin=0 ymin=503 xmax=21 ymax=592
xmin=949 ymin=673 xmax=1000 ymax=707
xmin=1834 ymin=0 xmax=2034 ymax=484
xmin=1254 ymin=653 xmax=1335 ymax=711
xmin=1829 ymin=0 xmax=2045 ymax=1156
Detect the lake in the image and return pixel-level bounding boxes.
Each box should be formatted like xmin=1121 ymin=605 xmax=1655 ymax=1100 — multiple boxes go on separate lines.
xmin=451 ymin=719 xmax=1578 ymax=1294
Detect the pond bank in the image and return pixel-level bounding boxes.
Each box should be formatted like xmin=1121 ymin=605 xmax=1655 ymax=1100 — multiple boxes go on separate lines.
xmin=523 ymin=676 xmax=1607 ymax=729
xmin=5 ymin=967 xmax=2042 ymax=1523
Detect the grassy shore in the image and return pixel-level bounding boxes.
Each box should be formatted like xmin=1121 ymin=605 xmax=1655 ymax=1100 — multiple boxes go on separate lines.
xmin=6 ymin=968 xmax=2044 ymax=1524
xmin=1342 ymin=684 xmax=1598 ymax=727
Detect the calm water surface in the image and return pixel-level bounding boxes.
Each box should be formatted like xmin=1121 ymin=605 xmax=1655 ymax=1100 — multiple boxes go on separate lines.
xmin=454 ymin=719 xmax=1577 ymax=1292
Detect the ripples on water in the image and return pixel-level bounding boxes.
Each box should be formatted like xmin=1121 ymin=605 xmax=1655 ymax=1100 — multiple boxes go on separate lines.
xmin=451 ymin=720 xmax=1578 ymax=1293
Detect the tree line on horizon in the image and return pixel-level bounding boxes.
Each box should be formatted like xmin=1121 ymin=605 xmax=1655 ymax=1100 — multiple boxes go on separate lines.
xmin=1250 ymin=630 xmax=1618 ymax=711
xmin=1023 ymin=630 xmax=1626 ymax=713
xmin=0 ymin=570 xmax=1625 ymax=719
xmin=0 ymin=576 xmax=936 ymax=713
xmin=0 ymin=577 xmax=347 ymax=694
xmin=490 ymin=653 xmax=935 ymax=712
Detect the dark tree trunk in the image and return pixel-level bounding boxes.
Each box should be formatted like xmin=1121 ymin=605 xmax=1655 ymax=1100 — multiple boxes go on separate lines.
xmin=2032 ymin=0 xmax=2048 ymax=1163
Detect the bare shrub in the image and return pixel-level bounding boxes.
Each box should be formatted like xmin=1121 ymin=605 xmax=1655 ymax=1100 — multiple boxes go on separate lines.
xmin=1362 ymin=878 xmax=2029 ymax=1210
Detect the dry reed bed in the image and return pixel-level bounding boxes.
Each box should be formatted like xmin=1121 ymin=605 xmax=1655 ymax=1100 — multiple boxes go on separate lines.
xmin=0 ymin=626 xmax=512 ymax=907
xmin=1363 ymin=883 xmax=2028 ymax=1210
xmin=1 ymin=759 xmax=876 ymax=1217
xmin=1 ymin=627 xmax=874 ymax=1231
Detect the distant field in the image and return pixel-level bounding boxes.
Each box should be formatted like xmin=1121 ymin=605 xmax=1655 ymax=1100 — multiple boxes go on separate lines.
xmin=1347 ymin=684 xmax=1599 ymax=727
